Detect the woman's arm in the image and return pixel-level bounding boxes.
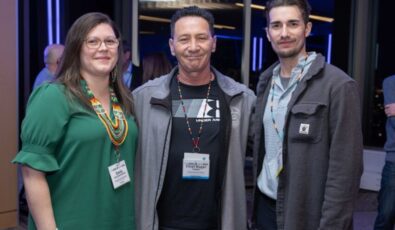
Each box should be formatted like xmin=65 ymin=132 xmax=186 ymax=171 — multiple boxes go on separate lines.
xmin=22 ymin=165 xmax=57 ymax=230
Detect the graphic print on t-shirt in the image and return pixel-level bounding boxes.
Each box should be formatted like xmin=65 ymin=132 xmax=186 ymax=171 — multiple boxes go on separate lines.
xmin=172 ymin=98 xmax=220 ymax=122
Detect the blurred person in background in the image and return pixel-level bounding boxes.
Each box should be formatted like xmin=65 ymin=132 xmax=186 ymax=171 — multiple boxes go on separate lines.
xmin=122 ymin=40 xmax=133 ymax=88
xmin=33 ymin=44 xmax=64 ymax=89
xmin=374 ymin=75 xmax=395 ymax=230
xmin=141 ymin=52 xmax=172 ymax=84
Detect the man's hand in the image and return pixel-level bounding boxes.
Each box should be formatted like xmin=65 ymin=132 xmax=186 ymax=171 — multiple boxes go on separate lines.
xmin=384 ymin=103 xmax=395 ymax=117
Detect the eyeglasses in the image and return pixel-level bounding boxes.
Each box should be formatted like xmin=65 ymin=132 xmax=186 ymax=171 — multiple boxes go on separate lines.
xmin=84 ymin=37 xmax=119 ymax=49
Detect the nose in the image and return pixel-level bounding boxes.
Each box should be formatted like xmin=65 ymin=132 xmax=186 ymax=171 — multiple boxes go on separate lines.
xmin=280 ymin=25 xmax=289 ymax=38
xmin=188 ymin=38 xmax=200 ymax=52
xmin=98 ymin=40 xmax=108 ymax=50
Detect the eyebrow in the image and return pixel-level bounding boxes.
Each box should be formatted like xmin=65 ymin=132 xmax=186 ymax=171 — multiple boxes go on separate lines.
xmin=270 ymin=19 xmax=301 ymax=25
xmin=176 ymin=31 xmax=211 ymax=37
xmin=86 ymin=36 xmax=117 ymax=39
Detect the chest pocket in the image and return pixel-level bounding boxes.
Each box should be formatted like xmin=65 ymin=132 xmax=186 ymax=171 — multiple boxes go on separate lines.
xmin=288 ymin=103 xmax=326 ymax=143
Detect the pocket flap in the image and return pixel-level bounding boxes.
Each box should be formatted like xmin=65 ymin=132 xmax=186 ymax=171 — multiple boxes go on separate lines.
xmin=291 ymin=103 xmax=326 ymax=115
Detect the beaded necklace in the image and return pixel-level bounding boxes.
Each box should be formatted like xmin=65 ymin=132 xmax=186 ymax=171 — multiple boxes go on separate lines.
xmin=176 ymin=75 xmax=212 ymax=153
xmin=84 ymin=83 xmax=128 ymax=158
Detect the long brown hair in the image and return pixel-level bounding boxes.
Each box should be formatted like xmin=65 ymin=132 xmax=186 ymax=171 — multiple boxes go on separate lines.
xmin=142 ymin=52 xmax=172 ymax=83
xmin=56 ymin=12 xmax=134 ymax=115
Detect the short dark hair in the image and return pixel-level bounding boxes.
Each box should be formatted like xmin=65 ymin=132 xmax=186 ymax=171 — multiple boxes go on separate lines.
xmin=265 ymin=0 xmax=311 ymax=25
xmin=170 ymin=6 xmax=215 ymax=37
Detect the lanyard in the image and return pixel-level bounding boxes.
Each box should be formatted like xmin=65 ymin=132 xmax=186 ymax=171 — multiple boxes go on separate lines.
xmin=84 ymin=83 xmax=128 ymax=162
xmin=269 ymin=55 xmax=309 ymax=141
xmin=176 ymin=76 xmax=212 ymax=153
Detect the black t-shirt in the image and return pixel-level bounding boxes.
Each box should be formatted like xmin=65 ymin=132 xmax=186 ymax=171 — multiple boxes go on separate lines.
xmin=157 ymin=78 xmax=223 ymax=230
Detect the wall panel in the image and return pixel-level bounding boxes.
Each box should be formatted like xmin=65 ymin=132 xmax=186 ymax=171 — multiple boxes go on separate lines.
xmin=0 ymin=0 xmax=19 ymax=228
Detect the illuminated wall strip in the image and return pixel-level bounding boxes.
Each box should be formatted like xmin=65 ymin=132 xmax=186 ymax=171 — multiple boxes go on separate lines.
xmin=327 ymin=33 xmax=332 ymax=64
xmin=47 ymin=0 xmax=61 ymax=44
xmin=56 ymin=0 xmax=60 ymax=43
xmin=215 ymin=35 xmax=242 ymax=40
xmin=47 ymin=0 xmax=53 ymax=44
xmin=259 ymin=37 xmax=263 ymax=70
xmin=252 ymin=37 xmax=257 ymax=71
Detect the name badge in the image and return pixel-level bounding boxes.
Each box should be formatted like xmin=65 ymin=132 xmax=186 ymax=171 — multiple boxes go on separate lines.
xmin=182 ymin=152 xmax=210 ymax=180
xmin=108 ymin=160 xmax=131 ymax=189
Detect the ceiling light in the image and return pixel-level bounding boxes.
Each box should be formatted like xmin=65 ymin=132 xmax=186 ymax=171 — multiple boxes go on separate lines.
xmin=309 ymin=15 xmax=334 ymax=23
xmin=139 ymin=15 xmax=170 ymax=23
xmin=235 ymin=3 xmax=265 ymax=10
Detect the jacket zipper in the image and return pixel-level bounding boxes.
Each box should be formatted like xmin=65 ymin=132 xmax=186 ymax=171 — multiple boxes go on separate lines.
xmin=152 ymin=108 xmax=172 ymax=230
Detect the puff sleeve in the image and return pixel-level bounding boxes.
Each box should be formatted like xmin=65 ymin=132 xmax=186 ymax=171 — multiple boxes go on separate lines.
xmin=12 ymin=83 xmax=70 ymax=172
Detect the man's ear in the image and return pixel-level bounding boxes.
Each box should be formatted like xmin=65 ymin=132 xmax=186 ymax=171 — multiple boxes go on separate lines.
xmin=265 ymin=27 xmax=271 ymax=42
xmin=305 ymin=22 xmax=312 ymax=37
xmin=169 ymin=38 xmax=175 ymax=56
xmin=212 ymin=35 xmax=217 ymax=53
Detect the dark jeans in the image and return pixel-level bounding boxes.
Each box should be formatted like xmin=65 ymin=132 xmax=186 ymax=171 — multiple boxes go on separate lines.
xmin=374 ymin=161 xmax=395 ymax=230
xmin=255 ymin=191 xmax=277 ymax=230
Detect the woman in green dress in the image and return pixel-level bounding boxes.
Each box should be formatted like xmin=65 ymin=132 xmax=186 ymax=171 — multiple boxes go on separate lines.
xmin=13 ymin=12 xmax=137 ymax=230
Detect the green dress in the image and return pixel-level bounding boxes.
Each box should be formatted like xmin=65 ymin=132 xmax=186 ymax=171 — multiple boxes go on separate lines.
xmin=13 ymin=83 xmax=137 ymax=230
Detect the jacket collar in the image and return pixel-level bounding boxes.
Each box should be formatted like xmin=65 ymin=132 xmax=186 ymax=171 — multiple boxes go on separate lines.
xmin=213 ymin=67 xmax=245 ymax=97
xmin=149 ymin=68 xmax=175 ymax=109
xmin=257 ymin=53 xmax=326 ymax=95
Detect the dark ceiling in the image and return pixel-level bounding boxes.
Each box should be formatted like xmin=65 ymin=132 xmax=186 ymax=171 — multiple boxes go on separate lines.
xmin=308 ymin=0 xmax=334 ymax=18
xmin=139 ymin=0 xmax=334 ymax=18
xmin=139 ymin=0 xmax=334 ymax=37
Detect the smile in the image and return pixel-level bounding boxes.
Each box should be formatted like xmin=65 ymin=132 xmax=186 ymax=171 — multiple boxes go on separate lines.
xmin=278 ymin=40 xmax=294 ymax=45
xmin=95 ymin=57 xmax=111 ymax=60
xmin=186 ymin=56 xmax=201 ymax=60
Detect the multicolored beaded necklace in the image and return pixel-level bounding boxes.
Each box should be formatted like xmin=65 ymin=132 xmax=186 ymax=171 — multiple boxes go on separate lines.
xmin=176 ymin=75 xmax=212 ymax=153
xmin=84 ymin=83 xmax=128 ymax=158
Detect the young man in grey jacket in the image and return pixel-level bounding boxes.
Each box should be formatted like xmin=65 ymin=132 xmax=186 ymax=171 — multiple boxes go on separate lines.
xmin=250 ymin=0 xmax=363 ymax=229
xmin=133 ymin=6 xmax=255 ymax=230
